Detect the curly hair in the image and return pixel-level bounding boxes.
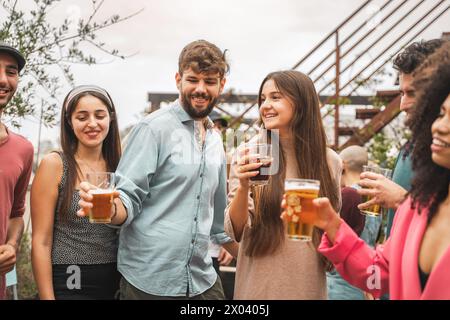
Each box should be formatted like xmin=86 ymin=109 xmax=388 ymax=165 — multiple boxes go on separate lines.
xmin=178 ymin=40 xmax=229 ymax=78
xmin=393 ymin=39 xmax=443 ymax=74
xmin=409 ymin=41 xmax=450 ymax=221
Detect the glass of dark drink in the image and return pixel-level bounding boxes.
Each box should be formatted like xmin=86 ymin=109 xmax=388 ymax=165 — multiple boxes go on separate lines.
xmin=248 ymin=143 xmax=272 ymax=186
xmin=86 ymin=172 xmax=115 ymax=223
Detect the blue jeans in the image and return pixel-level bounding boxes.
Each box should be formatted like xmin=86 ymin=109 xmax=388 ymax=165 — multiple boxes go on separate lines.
xmin=327 ymin=270 xmax=365 ymax=300
xmin=360 ymin=215 xmax=382 ymax=248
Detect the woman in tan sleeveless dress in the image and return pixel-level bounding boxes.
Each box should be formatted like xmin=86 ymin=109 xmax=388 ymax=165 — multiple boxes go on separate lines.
xmin=225 ymin=70 xmax=342 ymax=300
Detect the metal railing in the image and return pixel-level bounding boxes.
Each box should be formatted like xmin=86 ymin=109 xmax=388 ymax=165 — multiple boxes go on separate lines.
xmin=291 ymin=0 xmax=449 ymax=148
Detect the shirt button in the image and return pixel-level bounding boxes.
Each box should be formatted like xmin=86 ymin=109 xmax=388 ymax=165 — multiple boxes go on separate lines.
xmin=197 ymin=195 xmax=200 ymax=200
xmin=191 ymin=239 xmax=195 ymax=244
xmin=200 ymin=174 xmax=203 ymax=178
xmin=194 ymin=217 xmax=197 ymax=222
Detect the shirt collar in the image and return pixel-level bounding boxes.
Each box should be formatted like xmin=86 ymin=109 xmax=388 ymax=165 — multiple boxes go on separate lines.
xmin=172 ymin=99 xmax=193 ymax=123
xmin=204 ymin=117 xmax=214 ymax=130
xmin=172 ymin=99 xmax=215 ymax=130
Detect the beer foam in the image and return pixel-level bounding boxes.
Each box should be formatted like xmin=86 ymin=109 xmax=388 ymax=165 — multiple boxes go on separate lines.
xmin=89 ymin=189 xmax=113 ymax=195
xmin=285 ymin=184 xmax=320 ymax=192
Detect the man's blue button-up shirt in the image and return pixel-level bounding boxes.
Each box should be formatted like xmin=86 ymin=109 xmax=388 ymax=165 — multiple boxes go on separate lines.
xmin=115 ymin=100 xmax=231 ymax=297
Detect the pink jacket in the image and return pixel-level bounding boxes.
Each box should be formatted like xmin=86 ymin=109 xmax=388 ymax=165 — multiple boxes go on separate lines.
xmin=319 ymin=197 xmax=450 ymax=299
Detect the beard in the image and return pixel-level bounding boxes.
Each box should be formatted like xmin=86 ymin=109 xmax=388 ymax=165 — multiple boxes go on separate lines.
xmin=180 ymin=91 xmax=218 ymax=119
xmin=404 ymin=112 xmax=414 ymax=128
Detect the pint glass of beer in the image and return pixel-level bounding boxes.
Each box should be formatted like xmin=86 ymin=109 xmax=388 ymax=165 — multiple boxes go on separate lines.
xmin=284 ymin=179 xmax=320 ymax=241
xmin=248 ymin=143 xmax=272 ymax=186
xmin=360 ymin=165 xmax=392 ymax=217
xmin=86 ymin=172 xmax=115 ymax=223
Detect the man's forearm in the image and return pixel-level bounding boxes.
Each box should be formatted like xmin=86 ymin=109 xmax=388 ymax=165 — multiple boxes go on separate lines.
xmin=112 ymin=198 xmax=128 ymax=226
xmin=222 ymin=241 xmax=239 ymax=258
xmin=6 ymin=217 xmax=24 ymax=251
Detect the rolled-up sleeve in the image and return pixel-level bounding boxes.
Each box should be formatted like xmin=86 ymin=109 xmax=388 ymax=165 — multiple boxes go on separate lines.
xmin=116 ymin=123 xmax=158 ymax=228
xmin=211 ymin=155 xmax=232 ymax=245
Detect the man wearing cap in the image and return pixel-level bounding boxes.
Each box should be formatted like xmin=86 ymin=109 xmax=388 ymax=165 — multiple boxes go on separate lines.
xmin=0 ymin=43 xmax=33 ymax=299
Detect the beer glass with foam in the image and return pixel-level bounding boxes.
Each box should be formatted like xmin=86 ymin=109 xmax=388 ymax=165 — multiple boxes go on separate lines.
xmin=86 ymin=172 xmax=115 ymax=223
xmin=360 ymin=165 xmax=392 ymax=217
xmin=284 ymin=179 xmax=320 ymax=241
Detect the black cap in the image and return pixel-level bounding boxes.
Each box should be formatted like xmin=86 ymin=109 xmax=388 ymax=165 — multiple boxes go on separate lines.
xmin=0 ymin=43 xmax=26 ymax=72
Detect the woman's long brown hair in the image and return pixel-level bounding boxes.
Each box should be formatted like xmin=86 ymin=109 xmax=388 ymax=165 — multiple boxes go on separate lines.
xmin=245 ymin=71 xmax=339 ymax=268
xmin=59 ymin=90 xmax=122 ymax=220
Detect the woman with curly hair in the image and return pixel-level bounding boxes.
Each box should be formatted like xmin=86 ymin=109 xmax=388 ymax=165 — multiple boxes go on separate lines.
xmin=299 ymin=41 xmax=450 ymax=299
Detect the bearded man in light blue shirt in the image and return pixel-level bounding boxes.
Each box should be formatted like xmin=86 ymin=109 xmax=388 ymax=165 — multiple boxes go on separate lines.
xmin=79 ymin=40 xmax=237 ymax=299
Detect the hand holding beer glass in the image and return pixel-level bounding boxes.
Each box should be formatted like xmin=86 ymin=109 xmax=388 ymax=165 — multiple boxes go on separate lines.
xmin=85 ymin=172 xmax=115 ymax=223
xmin=359 ymin=165 xmax=392 ymax=217
xmin=284 ymin=179 xmax=320 ymax=241
xmin=235 ymin=142 xmax=273 ymax=188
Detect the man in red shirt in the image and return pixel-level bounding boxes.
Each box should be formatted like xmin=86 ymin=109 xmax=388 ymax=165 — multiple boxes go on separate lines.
xmin=0 ymin=43 xmax=33 ymax=299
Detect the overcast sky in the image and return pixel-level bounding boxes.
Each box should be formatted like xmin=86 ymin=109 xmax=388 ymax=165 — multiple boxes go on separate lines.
xmin=4 ymin=0 xmax=449 ymax=148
